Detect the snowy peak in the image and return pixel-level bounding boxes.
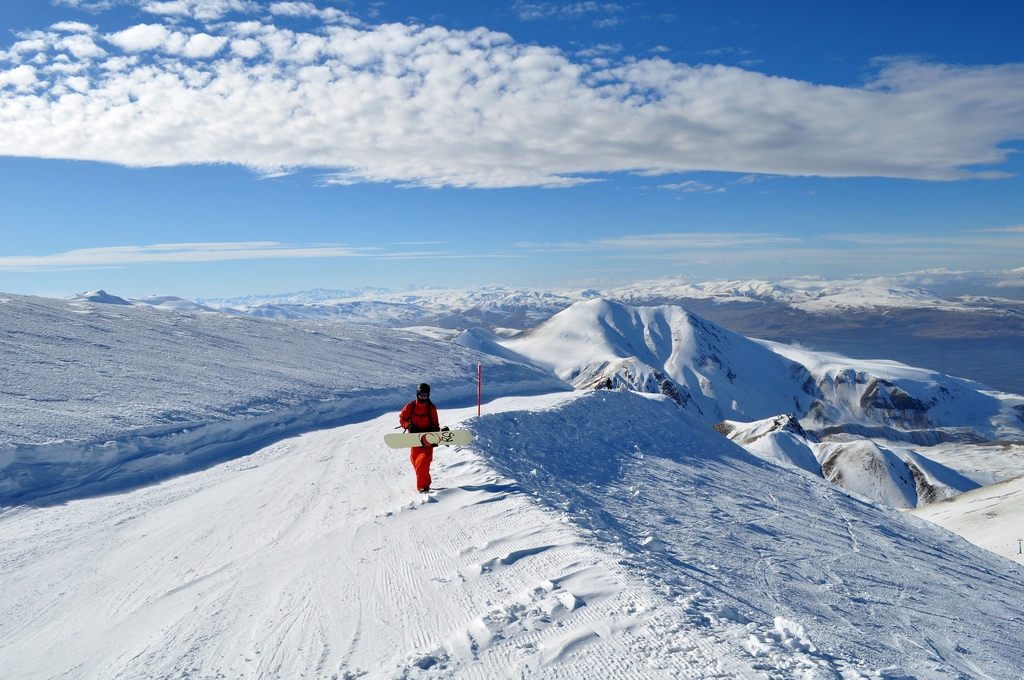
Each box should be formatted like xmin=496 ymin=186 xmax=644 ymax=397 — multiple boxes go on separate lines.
xmin=714 ymin=414 xmax=823 ymax=477
xmin=480 ymin=298 xmax=1024 ymax=443
xmin=68 ymin=290 xmax=219 ymax=313
xmin=69 ymin=289 xmax=133 ymax=305
xmin=497 ymin=299 xmax=817 ymax=424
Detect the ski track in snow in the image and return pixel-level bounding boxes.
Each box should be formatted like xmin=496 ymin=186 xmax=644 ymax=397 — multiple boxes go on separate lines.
xmin=0 ymin=396 xmax=767 ymax=679
xmin=3 ymin=393 xmax=1023 ymax=679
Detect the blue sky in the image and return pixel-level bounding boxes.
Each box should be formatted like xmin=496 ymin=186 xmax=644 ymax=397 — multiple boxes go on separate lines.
xmin=1 ymin=0 xmax=1022 ymax=299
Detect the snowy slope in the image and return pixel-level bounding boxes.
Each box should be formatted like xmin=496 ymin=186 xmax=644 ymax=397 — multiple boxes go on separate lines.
xmin=716 ymin=415 xmax=987 ymax=509
xmin=3 ymin=392 xmax=1023 ymax=679
xmin=0 ymin=293 xmax=567 ymax=505
xmin=764 ymin=341 xmax=1024 ymax=443
xmin=910 ymin=475 xmax=1024 ymax=566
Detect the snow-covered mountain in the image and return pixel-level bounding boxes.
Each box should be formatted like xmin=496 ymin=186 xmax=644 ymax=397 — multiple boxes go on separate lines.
xmin=470 ymin=299 xmax=819 ymax=424
xmin=194 ymin=268 xmax=1024 ymax=321
xmin=715 ymin=415 xmax=989 ymax=509
xmin=460 ymin=299 xmax=1024 ymax=509
xmin=465 ymin=299 xmax=1024 ymax=441
xmin=186 ymin=269 xmax=1024 ymax=395
xmin=3 ymin=289 xmax=1024 ymax=677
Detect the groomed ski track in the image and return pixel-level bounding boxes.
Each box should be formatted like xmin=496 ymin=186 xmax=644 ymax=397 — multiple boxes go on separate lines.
xmin=1 ymin=391 xmax=1022 ymax=679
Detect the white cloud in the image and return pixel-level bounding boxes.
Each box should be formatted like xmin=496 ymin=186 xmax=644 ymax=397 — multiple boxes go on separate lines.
xmin=106 ymin=24 xmax=174 ymax=52
xmin=514 ymin=1 xmax=623 ymax=21
xmin=53 ymin=0 xmax=121 ymax=11
xmin=975 ymin=224 xmax=1024 ymax=233
xmin=1 ymin=19 xmax=1023 ymax=187
xmin=182 ymin=33 xmax=229 ymax=58
xmin=140 ymin=0 xmax=255 ymax=20
xmin=0 ymin=65 xmax=39 ymax=90
xmin=265 ymin=4 xmax=356 ymax=25
xmin=0 ymin=242 xmax=376 ymax=271
xmin=575 ymin=43 xmax=621 ymax=58
xmin=230 ymin=38 xmax=263 ymax=58
xmin=51 ymin=22 xmax=97 ymax=34
xmin=9 ymin=35 xmax=50 ymax=56
xmin=56 ymin=34 xmax=108 ymax=59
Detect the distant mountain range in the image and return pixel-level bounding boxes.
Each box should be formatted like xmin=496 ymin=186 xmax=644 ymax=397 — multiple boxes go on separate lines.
xmin=78 ymin=269 xmax=1024 ymax=394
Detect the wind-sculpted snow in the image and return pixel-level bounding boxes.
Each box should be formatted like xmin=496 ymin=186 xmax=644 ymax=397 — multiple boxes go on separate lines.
xmin=0 ymin=292 xmax=568 ymax=505
xmin=470 ymin=390 xmax=1024 ymax=677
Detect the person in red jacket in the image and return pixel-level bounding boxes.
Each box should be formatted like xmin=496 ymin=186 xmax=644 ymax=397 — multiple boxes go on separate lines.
xmin=399 ymin=382 xmax=440 ymax=492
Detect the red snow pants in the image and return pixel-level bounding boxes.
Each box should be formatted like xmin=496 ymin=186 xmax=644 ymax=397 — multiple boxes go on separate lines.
xmin=410 ymin=445 xmax=434 ymax=491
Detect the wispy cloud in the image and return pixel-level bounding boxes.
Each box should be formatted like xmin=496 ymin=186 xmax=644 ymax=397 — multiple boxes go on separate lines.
xmin=0 ymin=242 xmax=379 ymax=271
xmin=140 ymin=0 xmax=258 ymax=21
xmin=518 ymin=232 xmax=802 ymax=252
xmin=658 ymin=180 xmax=724 ymax=193
xmin=514 ymin=229 xmax=1024 ymax=274
xmin=1 ymin=12 xmax=1023 ymax=187
xmin=973 ymin=224 xmax=1024 ymax=233
xmin=513 ymin=2 xmax=623 ymax=21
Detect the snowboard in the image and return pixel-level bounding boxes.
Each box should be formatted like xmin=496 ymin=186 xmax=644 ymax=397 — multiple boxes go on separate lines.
xmin=384 ymin=429 xmax=473 ymax=449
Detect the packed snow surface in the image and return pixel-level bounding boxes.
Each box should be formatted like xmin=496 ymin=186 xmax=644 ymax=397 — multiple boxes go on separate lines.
xmin=2 ymin=392 xmax=1023 ymax=678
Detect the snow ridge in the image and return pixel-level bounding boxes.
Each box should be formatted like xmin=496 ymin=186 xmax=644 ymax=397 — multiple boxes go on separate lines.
xmin=470 ymin=391 xmax=1024 ymax=678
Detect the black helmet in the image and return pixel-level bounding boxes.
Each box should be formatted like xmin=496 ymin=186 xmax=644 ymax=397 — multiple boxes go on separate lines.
xmin=417 ymin=383 xmax=430 ymax=397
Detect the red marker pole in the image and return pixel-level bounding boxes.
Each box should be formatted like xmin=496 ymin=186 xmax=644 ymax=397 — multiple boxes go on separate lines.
xmin=477 ymin=364 xmax=482 ymax=416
